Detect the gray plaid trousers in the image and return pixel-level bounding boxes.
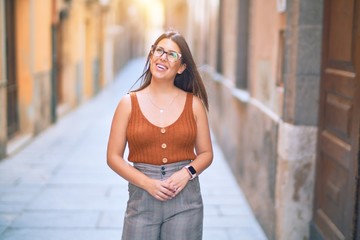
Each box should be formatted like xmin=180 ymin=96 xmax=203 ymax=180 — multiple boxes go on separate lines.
xmin=121 ymin=161 xmax=203 ymax=240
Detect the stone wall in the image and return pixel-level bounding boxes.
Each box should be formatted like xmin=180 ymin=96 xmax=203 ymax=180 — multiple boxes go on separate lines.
xmin=203 ymin=55 xmax=320 ymax=240
xmin=202 ymin=68 xmax=278 ymax=239
xmin=276 ymin=122 xmax=317 ymax=239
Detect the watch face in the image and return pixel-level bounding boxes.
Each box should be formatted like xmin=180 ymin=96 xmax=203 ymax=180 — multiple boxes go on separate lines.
xmin=188 ymin=166 xmax=196 ymax=174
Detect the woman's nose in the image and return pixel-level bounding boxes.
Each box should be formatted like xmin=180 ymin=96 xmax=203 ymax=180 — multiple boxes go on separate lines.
xmin=160 ymin=53 xmax=168 ymax=61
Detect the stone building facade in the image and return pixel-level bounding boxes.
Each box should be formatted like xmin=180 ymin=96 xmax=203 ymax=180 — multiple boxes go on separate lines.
xmin=0 ymin=0 xmax=147 ymax=160
xmin=163 ymin=0 xmax=360 ymax=239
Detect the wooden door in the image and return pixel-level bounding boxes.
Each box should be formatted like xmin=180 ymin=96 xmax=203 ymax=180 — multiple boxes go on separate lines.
xmin=5 ymin=0 xmax=19 ymax=138
xmin=312 ymin=0 xmax=360 ymax=239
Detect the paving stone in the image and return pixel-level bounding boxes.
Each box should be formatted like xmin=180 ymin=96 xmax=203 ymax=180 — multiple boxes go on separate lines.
xmin=0 ymin=186 xmax=40 ymax=201
xmin=97 ymin=211 xmax=124 ymax=228
xmin=49 ymin=171 xmax=121 ymax=185
xmin=228 ymin=227 xmax=268 ymax=240
xmin=0 ymin=213 xmax=18 ymax=227
xmin=11 ymin=211 xmax=100 ymax=228
xmin=203 ymin=195 xmax=247 ymax=205
xmin=1 ymin=229 xmax=122 ymax=240
xmin=0 ymin=203 xmax=26 ymax=213
xmin=204 ymin=215 xmax=261 ymax=228
xmin=107 ymin=185 xmax=130 ymax=198
xmin=26 ymin=187 xmax=126 ymax=211
xmin=203 ymin=228 xmax=229 ymax=240
xmin=204 ymin=205 xmax=221 ymax=216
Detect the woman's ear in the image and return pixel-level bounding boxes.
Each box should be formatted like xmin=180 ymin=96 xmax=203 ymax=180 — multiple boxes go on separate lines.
xmin=177 ymin=63 xmax=187 ymax=74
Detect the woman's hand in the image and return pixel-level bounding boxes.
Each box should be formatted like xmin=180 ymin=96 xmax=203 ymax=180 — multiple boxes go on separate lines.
xmin=145 ymin=178 xmax=176 ymax=201
xmin=164 ymin=168 xmax=191 ymax=196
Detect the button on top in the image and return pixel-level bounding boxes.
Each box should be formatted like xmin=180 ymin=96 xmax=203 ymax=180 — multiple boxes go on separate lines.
xmin=160 ymin=128 xmax=166 ymax=134
xmin=162 ymin=158 xmax=168 ymax=163
xmin=161 ymin=166 xmax=166 ymax=170
xmin=161 ymin=143 xmax=167 ymax=149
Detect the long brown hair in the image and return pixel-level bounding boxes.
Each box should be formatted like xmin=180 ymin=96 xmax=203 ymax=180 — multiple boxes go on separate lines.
xmin=131 ymin=30 xmax=209 ymax=111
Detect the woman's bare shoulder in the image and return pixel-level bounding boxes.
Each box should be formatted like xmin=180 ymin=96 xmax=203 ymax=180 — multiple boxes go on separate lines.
xmin=192 ymin=95 xmax=205 ymax=110
xmin=116 ymin=93 xmax=132 ymax=113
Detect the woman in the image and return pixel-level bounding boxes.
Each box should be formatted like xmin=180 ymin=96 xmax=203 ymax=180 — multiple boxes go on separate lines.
xmin=107 ymin=30 xmax=213 ymax=240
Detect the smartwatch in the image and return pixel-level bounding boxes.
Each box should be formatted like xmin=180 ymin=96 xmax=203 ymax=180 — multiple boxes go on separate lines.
xmin=184 ymin=165 xmax=197 ymax=180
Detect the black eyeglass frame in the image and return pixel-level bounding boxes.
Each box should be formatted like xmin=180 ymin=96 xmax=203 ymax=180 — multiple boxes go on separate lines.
xmin=151 ymin=45 xmax=182 ymax=63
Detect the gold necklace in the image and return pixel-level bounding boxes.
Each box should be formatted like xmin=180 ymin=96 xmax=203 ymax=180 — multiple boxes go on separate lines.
xmin=146 ymin=91 xmax=179 ymax=113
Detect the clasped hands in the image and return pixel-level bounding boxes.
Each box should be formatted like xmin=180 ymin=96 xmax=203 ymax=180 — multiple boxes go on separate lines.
xmin=146 ymin=168 xmax=191 ymax=201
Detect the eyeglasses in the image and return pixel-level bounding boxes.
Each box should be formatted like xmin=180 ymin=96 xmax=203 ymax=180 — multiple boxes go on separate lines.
xmin=151 ymin=45 xmax=182 ymax=63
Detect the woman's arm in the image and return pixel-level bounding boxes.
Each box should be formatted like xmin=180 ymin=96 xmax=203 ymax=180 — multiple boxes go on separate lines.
xmin=189 ymin=95 xmax=213 ymax=174
xmin=165 ymin=95 xmax=213 ymax=193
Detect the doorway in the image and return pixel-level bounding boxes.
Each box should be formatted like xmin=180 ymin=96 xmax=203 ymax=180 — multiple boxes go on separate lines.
xmin=311 ymin=0 xmax=360 ymax=239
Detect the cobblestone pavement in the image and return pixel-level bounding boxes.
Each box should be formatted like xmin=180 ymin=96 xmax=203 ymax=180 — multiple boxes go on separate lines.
xmin=0 ymin=58 xmax=267 ymax=240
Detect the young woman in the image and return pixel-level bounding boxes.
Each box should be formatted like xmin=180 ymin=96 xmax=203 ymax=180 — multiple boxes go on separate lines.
xmin=107 ymin=30 xmax=213 ymax=240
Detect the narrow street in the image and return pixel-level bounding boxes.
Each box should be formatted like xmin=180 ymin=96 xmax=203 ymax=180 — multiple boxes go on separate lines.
xmin=0 ymin=58 xmax=267 ymax=240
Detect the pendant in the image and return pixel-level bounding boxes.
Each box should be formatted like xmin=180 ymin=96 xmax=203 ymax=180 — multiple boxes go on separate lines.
xmin=160 ymin=109 xmax=164 ymax=113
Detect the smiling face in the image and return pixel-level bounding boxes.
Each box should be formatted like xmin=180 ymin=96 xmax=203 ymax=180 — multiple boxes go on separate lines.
xmin=149 ymin=38 xmax=186 ymax=82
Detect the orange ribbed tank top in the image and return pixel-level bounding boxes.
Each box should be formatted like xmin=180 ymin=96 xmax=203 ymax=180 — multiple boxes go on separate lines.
xmin=126 ymin=92 xmax=197 ymax=165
